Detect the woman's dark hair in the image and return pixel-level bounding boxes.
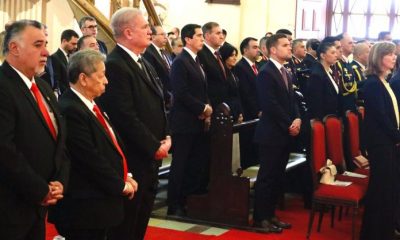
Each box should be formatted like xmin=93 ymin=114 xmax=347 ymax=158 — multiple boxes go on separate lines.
xmin=219 ymin=43 xmax=238 ymax=63
xmin=315 ymin=41 xmax=335 ymax=60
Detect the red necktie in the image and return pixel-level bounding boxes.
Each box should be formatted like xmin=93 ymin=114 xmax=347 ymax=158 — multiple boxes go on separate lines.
xmin=93 ymin=105 xmax=128 ymax=181
xmin=214 ymin=51 xmax=227 ymax=79
xmin=31 ymin=83 xmax=57 ymax=140
xmin=252 ymin=64 xmax=258 ymax=75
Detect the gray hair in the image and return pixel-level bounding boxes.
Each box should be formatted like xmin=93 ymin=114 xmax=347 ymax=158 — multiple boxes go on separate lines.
xmin=68 ymin=49 xmax=105 ymax=84
xmin=79 ymin=16 xmax=96 ymax=29
xmin=366 ymin=41 xmax=396 ymax=76
xmin=110 ymin=7 xmax=142 ymax=38
xmin=3 ymin=19 xmax=42 ymax=56
xmin=353 ymin=42 xmax=369 ymax=58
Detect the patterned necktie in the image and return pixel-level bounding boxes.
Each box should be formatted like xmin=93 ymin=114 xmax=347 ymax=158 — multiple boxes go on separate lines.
xmin=196 ymin=56 xmax=205 ymax=79
xmin=214 ymin=51 xmax=227 ymax=79
xmin=280 ymin=67 xmax=289 ymax=90
xmin=31 ymin=83 xmax=57 ymax=140
xmin=93 ymin=104 xmax=128 ymax=181
xmin=251 ymin=64 xmax=258 ymax=75
xmin=160 ymin=49 xmax=171 ymax=70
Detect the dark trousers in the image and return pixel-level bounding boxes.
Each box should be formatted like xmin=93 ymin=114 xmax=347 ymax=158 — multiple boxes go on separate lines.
xmin=360 ymin=145 xmax=399 ymax=240
xmin=56 ymin=225 xmax=107 ymax=240
xmin=239 ymin=127 xmax=259 ymax=169
xmin=0 ymin=217 xmax=45 ymax=240
xmin=253 ymin=144 xmax=290 ymax=221
xmin=168 ymin=133 xmax=210 ymax=210
xmin=108 ymin=163 xmax=159 ymax=240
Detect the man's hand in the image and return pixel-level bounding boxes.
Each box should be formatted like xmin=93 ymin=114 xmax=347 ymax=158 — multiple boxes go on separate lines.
xmin=289 ymin=118 xmax=301 ymax=136
xmin=123 ymin=176 xmax=138 ymax=200
xmin=155 ymin=136 xmax=172 ymax=160
xmin=199 ymin=104 xmax=213 ymax=120
xmin=41 ymin=182 xmax=64 ymax=206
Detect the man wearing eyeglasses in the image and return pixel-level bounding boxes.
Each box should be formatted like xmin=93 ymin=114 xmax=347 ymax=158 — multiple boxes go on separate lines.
xmin=79 ymin=16 xmax=108 ymax=55
xmin=144 ymin=25 xmax=173 ymax=109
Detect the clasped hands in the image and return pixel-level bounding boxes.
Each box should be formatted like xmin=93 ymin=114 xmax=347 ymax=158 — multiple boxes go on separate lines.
xmin=289 ymin=118 xmax=301 ymax=136
xmin=41 ymin=181 xmax=64 ymax=206
xmin=155 ymin=135 xmax=172 ymax=160
xmin=122 ymin=176 xmax=138 ymax=200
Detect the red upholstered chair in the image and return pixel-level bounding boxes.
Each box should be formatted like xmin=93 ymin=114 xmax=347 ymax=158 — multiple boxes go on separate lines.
xmin=307 ymin=120 xmax=365 ymax=240
xmin=344 ymin=111 xmax=369 ymax=176
xmin=323 ymin=115 xmax=368 ymax=188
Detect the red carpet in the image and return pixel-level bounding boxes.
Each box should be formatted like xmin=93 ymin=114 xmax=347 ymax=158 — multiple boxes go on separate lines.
xmin=46 ymin=197 xmax=362 ymax=240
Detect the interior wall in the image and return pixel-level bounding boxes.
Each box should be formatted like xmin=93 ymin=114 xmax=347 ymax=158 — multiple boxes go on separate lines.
xmin=1 ymin=0 xmax=297 ymax=53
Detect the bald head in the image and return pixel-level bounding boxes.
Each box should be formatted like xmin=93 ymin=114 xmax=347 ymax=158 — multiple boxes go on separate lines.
xmin=353 ymin=42 xmax=370 ymax=66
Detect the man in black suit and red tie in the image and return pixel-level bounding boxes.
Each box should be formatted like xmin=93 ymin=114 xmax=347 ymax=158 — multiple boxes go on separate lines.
xmin=0 ymin=20 xmax=69 ymax=240
xmin=48 ymin=49 xmax=138 ymax=240
xmin=167 ymin=23 xmax=212 ymax=216
xmin=234 ymin=37 xmax=260 ymax=169
xmin=253 ymin=33 xmax=301 ymax=233
xmin=98 ymin=7 xmax=170 ymax=240
xmin=198 ymin=21 xmax=228 ymax=109
xmin=144 ymin=25 xmax=173 ymax=109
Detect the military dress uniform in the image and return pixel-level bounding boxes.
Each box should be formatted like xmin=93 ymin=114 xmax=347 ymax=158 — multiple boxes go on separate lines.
xmin=351 ymin=60 xmax=367 ymax=107
xmin=332 ymin=58 xmax=358 ymax=114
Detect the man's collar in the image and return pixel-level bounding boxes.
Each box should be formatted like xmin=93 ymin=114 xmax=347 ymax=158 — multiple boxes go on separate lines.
xmin=118 ymin=43 xmax=140 ymax=62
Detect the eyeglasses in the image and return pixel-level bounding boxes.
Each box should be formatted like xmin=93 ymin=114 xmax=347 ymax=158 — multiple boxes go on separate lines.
xmin=85 ymin=25 xmax=97 ymax=29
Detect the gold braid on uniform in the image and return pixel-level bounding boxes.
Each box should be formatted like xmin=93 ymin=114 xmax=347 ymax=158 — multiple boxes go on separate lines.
xmin=337 ymin=61 xmax=357 ymax=96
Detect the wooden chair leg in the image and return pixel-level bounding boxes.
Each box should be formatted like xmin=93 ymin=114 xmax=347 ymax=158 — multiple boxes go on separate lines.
xmin=331 ymin=205 xmax=335 ymax=228
xmin=338 ymin=206 xmax=343 ymax=221
xmin=307 ymin=202 xmax=316 ymax=239
xmin=317 ymin=207 xmax=324 ymax=232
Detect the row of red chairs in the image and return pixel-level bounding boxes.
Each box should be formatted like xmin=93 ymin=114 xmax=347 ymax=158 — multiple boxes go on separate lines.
xmin=307 ymin=111 xmax=370 ymax=240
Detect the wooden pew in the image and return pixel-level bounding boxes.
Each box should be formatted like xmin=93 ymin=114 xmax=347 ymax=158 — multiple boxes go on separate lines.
xmin=185 ymin=104 xmax=306 ymax=228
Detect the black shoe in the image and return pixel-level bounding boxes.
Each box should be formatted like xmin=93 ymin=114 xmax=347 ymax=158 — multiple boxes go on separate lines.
xmin=269 ymin=216 xmax=292 ymax=229
xmin=253 ymin=220 xmax=283 ymax=233
xmin=167 ymin=207 xmax=186 ymax=217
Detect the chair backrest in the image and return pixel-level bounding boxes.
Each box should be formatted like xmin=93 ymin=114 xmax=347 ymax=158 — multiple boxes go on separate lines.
xmin=310 ymin=120 xmax=326 ymax=187
xmin=324 ymin=115 xmax=346 ymax=168
xmin=346 ymin=111 xmax=361 ymax=158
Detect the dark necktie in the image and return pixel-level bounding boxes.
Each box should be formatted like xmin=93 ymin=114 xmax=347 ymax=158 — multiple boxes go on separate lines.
xmin=31 ymin=83 xmax=57 ymax=140
xmin=160 ymin=49 xmax=171 ymax=70
xmin=280 ymin=67 xmax=289 ymax=90
xmin=214 ymin=50 xmax=227 ymax=79
xmin=93 ymin=104 xmax=128 ymax=181
xmin=251 ymin=64 xmax=258 ymax=75
xmin=137 ymin=57 xmax=163 ymax=96
xmin=195 ymin=56 xmax=205 ymax=79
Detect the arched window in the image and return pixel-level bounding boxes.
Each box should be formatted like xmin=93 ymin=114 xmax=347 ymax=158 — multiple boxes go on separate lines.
xmin=328 ymin=0 xmax=400 ymax=40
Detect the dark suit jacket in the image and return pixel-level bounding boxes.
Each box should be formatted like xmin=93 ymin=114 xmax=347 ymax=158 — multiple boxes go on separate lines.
xmin=143 ymin=44 xmax=172 ymax=105
xmin=363 ymin=75 xmax=400 ymax=147
xmin=254 ymin=60 xmax=300 ymax=146
xmin=51 ymin=48 xmax=69 ymax=93
xmin=49 ymin=89 xmax=126 ymax=229
xmin=0 ymin=61 xmax=69 ymax=225
xmin=170 ymin=49 xmax=208 ymax=134
xmin=307 ymin=62 xmax=341 ymax=120
xmin=97 ymin=39 xmax=108 ymax=55
xmin=98 ymin=45 xmax=168 ymax=172
xmin=198 ymin=46 xmax=230 ymax=108
xmin=234 ymin=57 xmax=259 ymax=120
xmin=303 ymin=53 xmax=317 ymax=70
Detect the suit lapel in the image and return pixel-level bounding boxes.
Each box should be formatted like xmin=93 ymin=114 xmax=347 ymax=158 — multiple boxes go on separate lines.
xmin=116 ymin=46 xmax=163 ymax=98
xmin=183 ymin=50 xmax=206 ymax=83
xmin=67 ymin=90 xmax=121 ymax=154
xmin=269 ymin=61 xmax=289 ymax=94
xmin=2 ymin=62 xmax=57 ymax=141
xmin=241 ymin=58 xmax=257 ymax=78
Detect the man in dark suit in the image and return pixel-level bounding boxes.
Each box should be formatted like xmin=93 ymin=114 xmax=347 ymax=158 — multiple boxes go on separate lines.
xmin=234 ymin=37 xmax=260 ymax=168
xmin=167 ymin=24 xmax=212 ymax=216
xmin=198 ymin=21 xmax=228 ymax=109
xmin=303 ymin=38 xmax=319 ymax=70
xmin=256 ymin=36 xmax=269 ymax=68
xmin=253 ymin=33 xmax=301 ymax=232
xmin=48 ymin=49 xmax=138 ymax=239
xmin=0 ymin=20 xmax=69 ymax=240
xmin=98 ymin=7 xmax=170 ymax=240
xmin=144 ymin=25 xmax=173 ymax=109
xmin=51 ymin=29 xmax=78 ymax=94
xmin=351 ymin=41 xmax=370 ymax=106
xmin=79 ymin=16 xmax=108 ymax=55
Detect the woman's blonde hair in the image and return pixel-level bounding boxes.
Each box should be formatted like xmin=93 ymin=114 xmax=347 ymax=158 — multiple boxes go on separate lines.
xmin=366 ymin=41 xmax=396 ymax=76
